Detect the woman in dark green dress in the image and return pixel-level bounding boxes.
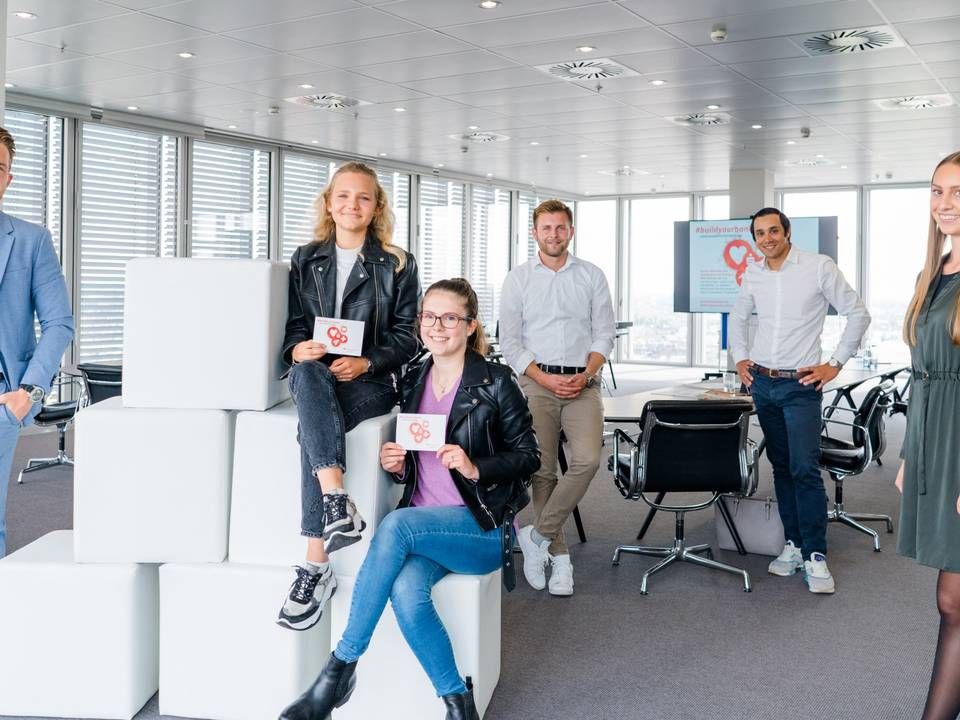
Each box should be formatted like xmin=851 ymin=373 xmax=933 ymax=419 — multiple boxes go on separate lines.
xmin=898 ymin=150 xmax=960 ymax=720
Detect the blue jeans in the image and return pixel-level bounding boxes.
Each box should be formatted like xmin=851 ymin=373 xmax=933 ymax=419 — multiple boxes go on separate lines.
xmin=287 ymin=361 xmax=397 ymax=538
xmin=0 ymin=404 xmax=23 ymax=558
xmin=334 ymin=506 xmax=503 ymax=697
xmin=750 ymin=373 xmax=827 ymax=559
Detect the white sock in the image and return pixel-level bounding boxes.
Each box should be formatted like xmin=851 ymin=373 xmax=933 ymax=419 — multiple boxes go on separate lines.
xmin=531 ymin=528 xmax=550 ymax=547
xmin=303 ymin=560 xmax=329 ymax=576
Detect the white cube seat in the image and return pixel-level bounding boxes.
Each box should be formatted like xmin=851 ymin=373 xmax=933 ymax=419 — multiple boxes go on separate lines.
xmin=0 ymin=531 xmax=158 ymax=720
xmin=329 ymin=570 xmax=501 ymax=719
xmin=229 ymin=401 xmax=402 ymax=576
xmin=159 ymin=562 xmax=330 ymax=720
xmin=74 ymin=396 xmax=233 ymax=563
xmin=123 ymin=257 xmax=289 ymax=411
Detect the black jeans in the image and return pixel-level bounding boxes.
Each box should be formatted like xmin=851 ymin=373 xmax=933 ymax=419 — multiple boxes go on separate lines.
xmin=288 ymin=361 xmax=397 ymax=538
xmin=750 ymin=373 xmax=828 ymax=559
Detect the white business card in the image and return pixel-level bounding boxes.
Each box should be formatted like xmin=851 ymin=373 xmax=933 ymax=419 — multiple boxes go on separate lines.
xmin=396 ymin=413 xmax=447 ymax=452
xmin=313 ymin=317 xmax=365 ymax=357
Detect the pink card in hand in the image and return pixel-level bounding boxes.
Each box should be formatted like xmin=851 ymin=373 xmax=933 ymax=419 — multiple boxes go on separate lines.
xmin=396 ymin=413 xmax=446 ymax=452
xmin=313 ymin=318 xmax=365 ymax=357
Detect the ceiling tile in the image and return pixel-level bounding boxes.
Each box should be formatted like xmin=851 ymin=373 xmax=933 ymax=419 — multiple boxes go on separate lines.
xmin=611 ymin=48 xmax=719 ymax=75
xmin=173 ymin=54 xmax=328 ymax=85
xmin=238 ymin=68 xmax=427 ymax=104
xmin=6 ymin=56 xmax=149 ymax=89
xmin=780 ymin=79 xmax=944 ymax=105
xmin=755 ymin=64 xmax=933 ymax=93
xmin=697 ymin=38 xmax=808 ymax=64
xmin=103 ymin=35 xmax=275 ymax=72
xmin=374 ymin=0 xmax=604 ymax=27
xmin=618 ymin=0 xmax=837 ymax=25
xmin=143 ymin=0 xmax=356 ymax=33
xmin=401 ymin=67 xmax=556 ymax=96
xmin=732 ymin=47 xmax=919 ymax=79
xmin=6 ymin=0 xmax=127 ymax=36
xmin=6 ymin=38 xmax=85 ymax=71
xmin=913 ymin=41 xmax=960 ymax=64
xmin=874 ymin=0 xmax=960 ymax=23
xmin=293 ymin=31 xmax=472 ymax=68
xmin=661 ymin=0 xmax=885 ymax=46
xmin=576 ymin=65 xmax=740 ymax=93
xmin=225 ymin=8 xmax=421 ymax=52
xmin=17 ymin=13 xmax=207 ymax=55
xmin=494 ymin=27 xmax=682 ymax=66
xmin=445 ymin=81 xmax=598 ymax=108
xmin=897 ymin=16 xmax=960 ymax=46
xmin=442 ymin=4 xmax=649 ymax=48
xmin=354 ymin=51 xmax=520 ymax=84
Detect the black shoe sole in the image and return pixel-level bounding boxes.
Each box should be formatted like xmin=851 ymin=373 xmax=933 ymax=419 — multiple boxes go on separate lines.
xmin=323 ymin=520 xmax=367 ymax=554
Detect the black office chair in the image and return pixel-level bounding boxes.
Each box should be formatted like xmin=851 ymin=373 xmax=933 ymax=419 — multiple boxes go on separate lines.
xmin=17 ymin=372 xmax=83 ymax=484
xmin=610 ymin=400 xmax=758 ymax=594
xmin=886 ymin=369 xmax=911 ymax=417
xmin=77 ymin=362 xmax=123 ymax=405
xmin=819 ymin=379 xmax=896 ymax=551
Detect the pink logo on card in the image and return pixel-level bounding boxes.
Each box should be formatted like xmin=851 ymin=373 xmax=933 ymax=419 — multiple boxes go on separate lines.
xmin=327 ymin=325 xmax=349 ymax=347
xmin=410 ymin=421 xmax=431 ymax=444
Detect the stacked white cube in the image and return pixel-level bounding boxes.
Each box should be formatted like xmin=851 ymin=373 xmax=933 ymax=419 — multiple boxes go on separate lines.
xmin=0 ymin=531 xmax=159 ymax=720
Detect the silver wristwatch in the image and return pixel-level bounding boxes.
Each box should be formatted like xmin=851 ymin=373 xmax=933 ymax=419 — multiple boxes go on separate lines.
xmin=19 ymin=384 xmax=44 ymax=404
xmin=827 ymin=358 xmax=842 ymax=370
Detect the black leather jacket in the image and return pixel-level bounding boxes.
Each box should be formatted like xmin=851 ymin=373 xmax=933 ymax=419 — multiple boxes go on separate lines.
xmin=395 ymin=349 xmax=540 ymax=532
xmin=282 ymin=232 xmax=421 ymax=382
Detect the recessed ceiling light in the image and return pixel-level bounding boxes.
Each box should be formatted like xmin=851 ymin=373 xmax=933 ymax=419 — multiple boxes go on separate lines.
xmin=126 ymin=105 xmax=140 ymax=111
xmin=816 ymin=153 xmax=824 ymax=158
xmin=486 ymin=172 xmax=493 ymax=178
xmin=585 ymin=192 xmax=591 ymax=196
xmin=706 ymin=186 xmax=712 ymax=190
xmin=467 ymin=125 xmax=479 ymax=130
xmin=393 ymin=106 xmax=406 ymax=112
xmin=786 ymin=140 xmax=796 ymax=145
xmin=479 ymin=0 xmax=500 ymax=8
xmin=311 ymin=140 xmax=319 ymax=144
xmin=177 ymin=52 xmax=195 ymax=59
xmin=435 ymin=163 xmax=444 ymax=168
xmin=705 ymin=104 xmax=720 ymax=110
xmin=751 ymin=123 xmax=763 ymax=129
xmin=298 ymin=83 xmax=314 ymax=89
xmin=649 ymin=79 xmax=666 ymax=86
xmin=840 ymin=164 xmax=848 ymax=169
xmin=576 ymin=45 xmax=596 ymax=53
xmin=529 ymin=141 xmax=540 ymax=146
xmin=12 ymin=11 xmax=37 ymax=20
xmin=4 ymin=82 xmax=14 ymax=89
xmin=580 ymin=154 xmax=588 ymax=158
xmin=378 ymin=152 xmax=388 ymax=157
xmin=227 ymin=124 xmax=238 ymax=130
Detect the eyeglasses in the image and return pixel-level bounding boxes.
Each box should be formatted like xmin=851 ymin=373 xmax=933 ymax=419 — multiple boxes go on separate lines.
xmin=419 ymin=311 xmax=473 ymax=329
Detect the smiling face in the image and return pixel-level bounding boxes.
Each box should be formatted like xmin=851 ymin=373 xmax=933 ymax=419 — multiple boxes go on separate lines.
xmin=326 ymin=171 xmax=377 ymax=236
xmin=751 ymin=213 xmax=791 ymax=263
xmin=931 ymin=161 xmax=960 ymax=238
xmin=419 ymin=289 xmax=476 ymax=361
xmin=532 ymin=211 xmax=574 ymax=259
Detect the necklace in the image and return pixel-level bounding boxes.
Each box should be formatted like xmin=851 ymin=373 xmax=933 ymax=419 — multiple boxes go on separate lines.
xmin=432 ymin=368 xmax=461 ymax=397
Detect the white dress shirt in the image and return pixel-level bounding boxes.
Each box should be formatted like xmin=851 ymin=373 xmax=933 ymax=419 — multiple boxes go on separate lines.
xmin=729 ymin=246 xmax=870 ymax=369
xmin=499 ymin=252 xmax=615 ymax=375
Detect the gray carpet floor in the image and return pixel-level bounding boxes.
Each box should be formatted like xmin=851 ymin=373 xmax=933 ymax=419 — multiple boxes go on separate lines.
xmin=2 ymin=370 xmax=939 ymax=720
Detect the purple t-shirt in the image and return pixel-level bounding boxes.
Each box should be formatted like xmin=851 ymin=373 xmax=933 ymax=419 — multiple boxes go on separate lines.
xmin=410 ymin=367 xmax=465 ymax=509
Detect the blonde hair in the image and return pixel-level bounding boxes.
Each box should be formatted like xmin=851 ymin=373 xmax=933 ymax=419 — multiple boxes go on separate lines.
xmin=313 ymin=161 xmax=406 ymax=271
xmin=903 ymin=151 xmax=960 ymax=346
xmin=422 ymin=278 xmax=489 ymax=356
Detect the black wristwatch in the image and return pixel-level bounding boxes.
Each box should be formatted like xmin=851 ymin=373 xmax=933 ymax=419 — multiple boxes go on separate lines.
xmin=19 ymin=384 xmax=44 ymax=404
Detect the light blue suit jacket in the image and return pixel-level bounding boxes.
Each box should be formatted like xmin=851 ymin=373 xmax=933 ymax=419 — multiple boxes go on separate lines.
xmin=0 ymin=211 xmax=75 ymax=426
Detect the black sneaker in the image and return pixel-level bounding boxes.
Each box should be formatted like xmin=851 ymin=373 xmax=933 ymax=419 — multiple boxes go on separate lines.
xmin=322 ymin=492 xmax=366 ymax=554
xmin=277 ymin=565 xmax=337 ymax=631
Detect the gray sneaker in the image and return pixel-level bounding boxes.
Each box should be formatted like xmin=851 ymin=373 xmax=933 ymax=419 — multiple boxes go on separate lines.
xmin=803 ymin=553 xmax=836 ymax=594
xmin=517 ymin=525 xmax=549 ymax=591
xmin=277 ymin=564 xmax=337 ymax=631
xmin=768 ymin=541 xmax=804 ymax=576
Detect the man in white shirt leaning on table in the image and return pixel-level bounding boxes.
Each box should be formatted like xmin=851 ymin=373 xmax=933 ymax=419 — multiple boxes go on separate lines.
xmin=730 ymin=207 xmax=870 ymax=595
xmin=499 ymin=199 xmax=615 ymax=597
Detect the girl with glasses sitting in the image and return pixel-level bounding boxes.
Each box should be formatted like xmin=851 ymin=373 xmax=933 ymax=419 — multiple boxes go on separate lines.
xmin=279 ymin=278 xmax=539 ymax=720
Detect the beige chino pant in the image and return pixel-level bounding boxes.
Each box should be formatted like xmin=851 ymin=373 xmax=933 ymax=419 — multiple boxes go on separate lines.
xmin=519 ymin=376 xmax=604 ymax=556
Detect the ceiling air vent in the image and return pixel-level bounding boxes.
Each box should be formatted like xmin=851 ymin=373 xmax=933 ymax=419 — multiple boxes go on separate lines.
xmin=284 ymin=94 xmax=370 ymax=110
xmin=874 ymin=94 xmax=954 ymax=111
xmin=450 ymin=131 xmax=510 ymax=143
xmin=598 ymin=165 xmax=649 ymax=177
xmin=535 ymin=58 xmax=637 ymax=81
xmin=783 ymin=158 xmax=832 ymax=168
xmin=799 ymin=26 xmax=902 ymax=55
xmin=668 ymin=112 xmax=731 ymax=127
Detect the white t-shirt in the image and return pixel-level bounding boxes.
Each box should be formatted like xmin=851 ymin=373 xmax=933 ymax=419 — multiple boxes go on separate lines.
xmin=334 ymin=245 xmax=361 ymax=318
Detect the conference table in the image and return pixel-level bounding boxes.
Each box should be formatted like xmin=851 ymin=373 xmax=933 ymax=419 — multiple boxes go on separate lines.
xmin=600 ymin=364 xmax=909 ymax=554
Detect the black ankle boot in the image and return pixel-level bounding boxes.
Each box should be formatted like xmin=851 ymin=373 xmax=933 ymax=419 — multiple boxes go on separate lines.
xmin=278 ymin=653 xmax=357 ymax=720
xmin=442 ymin=677 xmax=480 ymax=720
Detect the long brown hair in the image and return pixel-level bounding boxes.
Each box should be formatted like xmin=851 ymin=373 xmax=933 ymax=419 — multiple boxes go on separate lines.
xmin=313 ymin=161 xmax=406 ymax=271
xmin=422 ymin=278 xmax=489 ymax=356
xmin=903 ymin=151 xmax=960 ymax=346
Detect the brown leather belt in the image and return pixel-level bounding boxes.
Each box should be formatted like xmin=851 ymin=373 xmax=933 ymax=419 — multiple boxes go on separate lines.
xmin=751 ymin=364 xmax=811 ymax=380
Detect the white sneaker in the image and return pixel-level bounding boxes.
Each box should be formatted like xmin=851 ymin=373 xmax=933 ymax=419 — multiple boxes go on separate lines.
xmin=548 ymin=554 xmax=574 ymax=597
xmin=803 ymin=553 xmax=836 ymax=594
xmin=768 ymin=541 xmax=804 ymax=577
xmin=517 ymin=525 xmax=549 ymax=590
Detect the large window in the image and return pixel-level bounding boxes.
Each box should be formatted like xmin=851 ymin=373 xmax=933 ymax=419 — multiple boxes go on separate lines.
xmin=2 ymin=110 xmax=63 ymax=250
xmin=867 ymin=186 xmax=929 ymax=365
xmin=418 ymin=177 xmax=466 ymax=288
xmin=78 ymin=124 xmax=178 ymax=361
xmin=625 ymin=196 xmax=691 ymax=363
xmin=469 ymin=186 xmax=511 ymax=331
xmin=378 ymin=169 xmax=411 ymax=251
xmin=280 ymin=153 xmax=336 ymax=262
xmin=191 ymin=140 xmax=270 ymax=259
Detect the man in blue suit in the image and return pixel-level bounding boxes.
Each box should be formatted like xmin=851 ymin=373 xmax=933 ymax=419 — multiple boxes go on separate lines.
xmin=0 ymin=125 xmax=74 ymax=557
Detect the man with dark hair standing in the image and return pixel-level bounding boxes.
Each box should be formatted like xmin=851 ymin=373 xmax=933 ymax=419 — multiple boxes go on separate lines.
xmin=500 ymin=199 xmax=614 ymax=596
xmin=0 ymin=126 xmax=74 ymax=557
xmin=730 ymin=207 xmax=869 ymax=593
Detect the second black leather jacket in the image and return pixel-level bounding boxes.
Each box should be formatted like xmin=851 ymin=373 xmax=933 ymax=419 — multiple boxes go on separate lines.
xmin=282 ymin=232 xmax=421 ymax=381
xmin=395 ymin=349 xmax=540 ymax=531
